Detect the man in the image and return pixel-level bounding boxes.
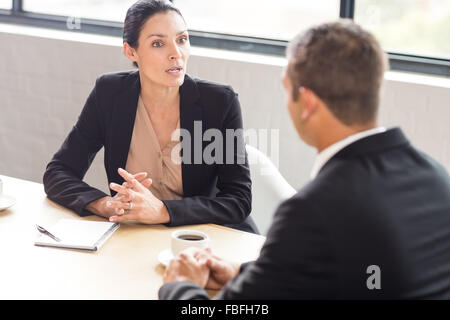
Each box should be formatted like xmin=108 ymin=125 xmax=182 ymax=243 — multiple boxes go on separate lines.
xmin=158 ymin=21 xmax=450 ymax=299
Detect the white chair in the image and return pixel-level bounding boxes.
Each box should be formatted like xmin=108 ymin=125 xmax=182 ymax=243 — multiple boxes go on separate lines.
xmin=246 ymin=144 xmax=297 ymax=235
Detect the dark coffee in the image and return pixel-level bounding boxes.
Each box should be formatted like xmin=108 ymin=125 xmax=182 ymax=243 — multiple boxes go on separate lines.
xmin=178 ymin=234 xmax=205 ymax=241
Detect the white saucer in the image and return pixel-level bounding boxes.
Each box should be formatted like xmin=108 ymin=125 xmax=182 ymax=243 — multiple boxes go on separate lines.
xmin=0 ymin=195 xmax=16 ymax=212
xmin=158 ymin=249 xmax=174 ymax=267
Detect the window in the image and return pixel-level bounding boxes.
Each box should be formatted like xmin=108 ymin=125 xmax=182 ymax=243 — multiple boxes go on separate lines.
xmin=174 ymin=0 xmax=340 ymax=41
xmin=22 ymin=0 xmax=340 ymax=41
xmin=23 ymin=0 xmax=136 ymax=22
xmin=355 ymin=0 xmax=450 ymax=60
xmin=0 ymin=0 xmax=448 ymax=76
xmin=0 ymin=0 xmax=11 ymax=10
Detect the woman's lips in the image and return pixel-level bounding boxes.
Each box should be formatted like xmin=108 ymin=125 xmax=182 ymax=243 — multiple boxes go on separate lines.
xmin=166 ymin=66 xmax=183 ymax=76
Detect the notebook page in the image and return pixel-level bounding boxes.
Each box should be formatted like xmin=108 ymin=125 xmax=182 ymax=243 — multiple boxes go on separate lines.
xmin=37 ymin=219 xmax=118 ymax=248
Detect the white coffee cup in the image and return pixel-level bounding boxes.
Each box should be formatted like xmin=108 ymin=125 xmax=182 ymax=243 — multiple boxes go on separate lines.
xmin=171 ymin=229 xmax=210 ymax=256
xmin=0 ymin=178 xmax=3 ymax=197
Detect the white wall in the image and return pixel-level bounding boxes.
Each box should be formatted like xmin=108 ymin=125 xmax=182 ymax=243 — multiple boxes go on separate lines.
xmin=1 ymin=23 xmax=450 ymax=197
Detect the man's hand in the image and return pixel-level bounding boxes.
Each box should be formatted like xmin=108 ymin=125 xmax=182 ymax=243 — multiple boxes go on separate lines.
xmin=194 ymin=248 xmax=240 ymax=290
xmin=163 ymin=248 xmax=210 ymax=288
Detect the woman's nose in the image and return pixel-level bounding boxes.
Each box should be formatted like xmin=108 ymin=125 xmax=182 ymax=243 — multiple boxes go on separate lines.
xmin=169 ymin=43 xmax=182 ymax=60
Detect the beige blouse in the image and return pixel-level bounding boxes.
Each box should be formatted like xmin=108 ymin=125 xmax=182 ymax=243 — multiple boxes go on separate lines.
xmin=125 ymin=96 xmax=183 ymax=200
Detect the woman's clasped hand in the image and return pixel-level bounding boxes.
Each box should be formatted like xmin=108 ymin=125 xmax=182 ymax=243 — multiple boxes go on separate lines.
xmin=107 ymin=168 xmax=171 ymax=224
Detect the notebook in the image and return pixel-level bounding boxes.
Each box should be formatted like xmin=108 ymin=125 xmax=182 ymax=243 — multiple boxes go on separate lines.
xmin=34 ymin=219 xmax=120 ymax=251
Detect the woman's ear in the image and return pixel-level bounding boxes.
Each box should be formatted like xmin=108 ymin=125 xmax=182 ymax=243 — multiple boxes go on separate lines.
xmin=123 ymin=42 xmax=138 ymax=64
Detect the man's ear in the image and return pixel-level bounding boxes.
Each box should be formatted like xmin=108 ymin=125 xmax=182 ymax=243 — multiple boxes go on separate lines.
xmin=299 ymin=87 xmax=318 ymax=121
xmin=123 ymin=42 xmax=138 ymax=64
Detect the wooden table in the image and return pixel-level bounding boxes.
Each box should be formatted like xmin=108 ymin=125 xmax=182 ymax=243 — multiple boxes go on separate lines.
xmin=0 ymin=175 xmax=266 ymax=299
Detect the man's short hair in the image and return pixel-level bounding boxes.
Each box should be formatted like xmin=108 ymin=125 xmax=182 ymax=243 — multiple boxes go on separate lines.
xmin=287 ymin=20 xmax=388 ymax=126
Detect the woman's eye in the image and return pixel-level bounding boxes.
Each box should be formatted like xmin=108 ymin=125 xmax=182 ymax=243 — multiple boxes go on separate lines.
xmin=178 ymin=37 xmax=188 ymax=44
xmin=152 ymin=41 xmax=163 ymax=47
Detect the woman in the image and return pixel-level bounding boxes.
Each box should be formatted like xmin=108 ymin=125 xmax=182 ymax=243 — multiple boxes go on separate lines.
xmin=43 ymin=0 xmax=257 ymax=233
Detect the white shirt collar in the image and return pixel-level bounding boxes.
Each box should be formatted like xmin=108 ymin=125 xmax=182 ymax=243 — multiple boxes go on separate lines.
xmin=310 ymin=127 xmax=386 ymax=180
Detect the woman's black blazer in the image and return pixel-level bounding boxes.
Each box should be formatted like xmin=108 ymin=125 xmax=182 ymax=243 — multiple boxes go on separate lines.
xmin=43 ymin=70 xmax=257 ymax=233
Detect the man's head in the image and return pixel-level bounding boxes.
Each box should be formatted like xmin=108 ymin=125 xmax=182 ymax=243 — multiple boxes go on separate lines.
xmin=283 ymin=20 xmax=388 ymax=150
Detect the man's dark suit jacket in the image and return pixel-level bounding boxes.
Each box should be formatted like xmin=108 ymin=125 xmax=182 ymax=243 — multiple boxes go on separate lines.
xmin=159 ymin=128 xmax=450 ymax=299
xmin=43 ymin=70 xmax=257 ymax=233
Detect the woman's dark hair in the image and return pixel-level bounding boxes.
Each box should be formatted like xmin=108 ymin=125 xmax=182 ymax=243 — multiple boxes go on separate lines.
xmin=123 ymin=0 xmax=184 ymax=68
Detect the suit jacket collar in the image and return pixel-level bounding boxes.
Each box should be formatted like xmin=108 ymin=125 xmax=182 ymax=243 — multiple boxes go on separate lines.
xmin=310 ymin=127 xmax=386 ymax=179
xmin=109 ymin=71 xmax=201 ymax=186
xmin=318 ymin=127 xmax=410 ymax=177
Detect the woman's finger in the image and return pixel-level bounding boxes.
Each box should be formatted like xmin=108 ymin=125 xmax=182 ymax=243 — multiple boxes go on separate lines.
xmin=106 ymin=199 xmax=133 ymax=210
xmin=109 ymin=182 xmax=129 ymax=194
xmin=117 ymin=193 xmax=132 ymax=203
xmin=123 ymin=177 xmax=147 ymax=194
xmin=115 ymin=208 xmax=125 ymax=216
xmin=118 ymin=168 xmax=149 ymax=193
xmin=113 ymin=190 xmax=134 ymax=203
xmin=110 ymin=183 xmax=137 ymax=201
xmin=109 ymin=211 xmax=139 ymax=223
xmin=141 ymin=178 xmax=152 ymax=189
xmin=132 ymin=172 xmax=147 ymax=181
xmin=112 ymin=193 xmax=124 ymax=201
xmin=118 ymin=168 xmax=136 ymax=183
xmin=123 ymin=177 xmax=152 ymax=190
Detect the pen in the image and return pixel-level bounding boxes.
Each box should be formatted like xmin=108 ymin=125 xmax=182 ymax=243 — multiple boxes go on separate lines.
xmin=36 ymin=224 xmax=62 ymax=242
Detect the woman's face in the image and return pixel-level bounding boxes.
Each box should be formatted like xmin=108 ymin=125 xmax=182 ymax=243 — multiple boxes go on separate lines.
xmin=127 ymin=11 xmax=190 ymax=88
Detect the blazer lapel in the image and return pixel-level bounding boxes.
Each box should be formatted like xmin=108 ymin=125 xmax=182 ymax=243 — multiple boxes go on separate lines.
xmin=109 ymin=71 xmax=140 ymax=184
xmin=108 ymin=73 xmax=201 ymax=193
xmin=179 ymin=74 xmax=202 ymax=196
